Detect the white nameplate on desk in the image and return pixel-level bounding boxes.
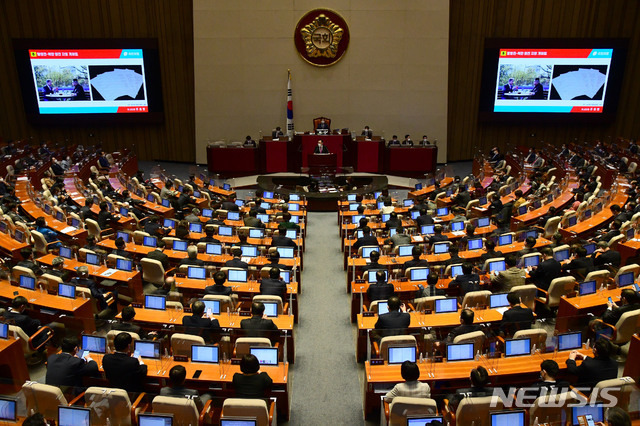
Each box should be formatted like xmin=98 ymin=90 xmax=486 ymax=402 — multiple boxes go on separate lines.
xmin=100 ymin=269 xmax=117 ymax=277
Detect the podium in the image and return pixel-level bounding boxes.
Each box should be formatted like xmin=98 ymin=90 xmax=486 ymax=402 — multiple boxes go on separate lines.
xmin=307 ymin=153 xmax=337 ymax=175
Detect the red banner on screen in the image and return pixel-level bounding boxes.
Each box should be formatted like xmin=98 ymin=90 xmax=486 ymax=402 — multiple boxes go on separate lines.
xmin=117 ymin=106 xmax=148 ymax=113
xmin=499 ymin=49 xmax=593 ymax=58
xmin=29 ymin=49 xmax=123 ymax=59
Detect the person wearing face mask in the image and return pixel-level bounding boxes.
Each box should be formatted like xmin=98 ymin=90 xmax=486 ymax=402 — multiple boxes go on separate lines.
xmin=419 ymin=135 xmax=431 ymax=146
xmin=313 ymin=139 xmax=330 ymax=154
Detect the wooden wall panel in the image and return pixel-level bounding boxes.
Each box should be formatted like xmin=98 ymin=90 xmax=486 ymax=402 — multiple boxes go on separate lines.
xmin=0 ymin=0 xmax=194 ymax=162
xmin=448 ymin=0 xmax=640 ymax=161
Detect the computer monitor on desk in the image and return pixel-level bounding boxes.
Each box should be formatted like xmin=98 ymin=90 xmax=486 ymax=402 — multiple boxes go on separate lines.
xmin=201 ymin=299 xmax=220 ymax=315
xmin=250 ymin=347 xmax=278 ymax=365
xmin=138 ymin=413 xmax=173 ymax=426
xmin=558 ymin=331 xmax=582 ymax=351
xmin=410 ymin=268 xmax=429 ymax=281
xmin=488 ymin=260 xmax=506 ymax=273
xmin=58 ymin=406 xmax=90 ymax=426
xmin=0 ymin=397 xmax=17 ymax=422
xmin=407 ymin=416 xmax=444 ymax=425
xmin=446 ymin=342 xmax=474 ymax=361
xmin=435 ymin=298 xmax=457 ymax=314
xmin=220 ymin=418 xmax=256 ymax=426
xmin=387 ymin=346 xmax=416 ymax=364
xmin=489 ymin=293 xmax=510 ymax=308
xmin=490 ymin=410 xmax=526 ymax=426
xmin=367 ymin=270 xmax=387 ymax=283
xmin=505 ymin=338 xmax=531 ymax=357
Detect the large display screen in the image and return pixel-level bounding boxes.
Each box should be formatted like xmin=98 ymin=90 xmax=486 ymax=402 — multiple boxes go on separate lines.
xmin=14 ymin=39 xmax=163 ymax=124
xmin=479 ymin=39 xmax=627 ymax=122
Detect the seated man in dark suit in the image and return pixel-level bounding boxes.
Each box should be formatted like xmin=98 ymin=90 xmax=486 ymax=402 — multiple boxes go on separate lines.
xmin=112 ymin=237 xmax=130 ymax=259
xmin=448 ymin=262 xmax=480 ymax=296
xmin=72 ymin=266 xmax=116 ymax=314
xmin=240 ymin=302 xmax=279 ymax=336
xmin=179 ymin=245 xmax=205 ymax=267
xmin=260 ymin=267 xmax=287 ymax=301
xmin=367 ymin=270 xmax=395 ymax=302
xmin=272 ymin=126 xmax=284 ymax=138
xmin=362 ymin=250 xmax=383 ymax=274
xmin=102 ymin=332 xmax=148 ymax=393
xmin=353 ymin=226 xmax=379 ymax=252
xmin=561 ymin=246 xmax=594 ymax=276
xmin=225 ymin=247 xmax=249 ymax=269
xmin=264 ymin=251 xmax=291 ymax=271
xmin=182 ymin=300 xmax=221 ymax=336
xmin=205 ymin=270 xmax=233 ymax=296
xmin=270 ymin=227 xmax=298 ymax=249
xmin=402 ymin=245 xmax=428 ymax=272
xmin=598 ymin=220 xmax=622 ymax=244
xmin=160 ymin=365 xmax=209 ymax=411
xmin=145 ymin=240 xmax=170 ymax=270
xmin=503 ymin=78 xmax=515 ymax=97
xmin=361 ymin=126 xmax=373 ymax=138
xmin=527 ymin=247 xmax=561 ymax=292
xmin=111 ymin=306 xmax=142 ymax=335
xmin=445 ymin=309 xmax=482 ymax=343
xmin=415 ymin=208 xmax=434 ymax=227
xmin=499 ymin=292 xmax=534 ymax=336
xmin=517 ymin=236 xmax=537 ymax=258
xmin=374 ymin=296 xmax=410 ymax=334
xmin=592 ymin=241 xmax=622 ymax=269
xmin=316 ymin=119 xmax=330 ymax=132
xmin=384 ymin=212 xmax=402 ymax=230
xmin=428 ymin=225 xmax=449 ymax=246
xmin=198 ymin=227 xmax=221 ymax=244
xmin=566 ymin=338 xmax=618 ymax=390
xmin=152 ymin=277 xmax=175 ymax=296
xmin=97 ymin=201 xmax=120 ymax=230
xmin=523 ymin=360 xmax=571 ymax=403
xmin=221 ymin=195 xmax=240 ymax=212
xmin=143 ymin=215 xmax=168 ymax=238
xmin=45 ymin=336 xmax=99 ymax=392
xmin=17 ymin=247 xmax=43 ymax=276
xmin=387 ymin=135 xmax=401 ymax=147
xmin=599 ymin=288 xmax=640 ymax=327
xmin=530 ymin=77 xmax=545 ymax=99
xmin=5 ymin=296 xmax=42 ymax=336
xmin=243 ymin=135 xmax=257 ymax=147
xmin=243 ymin=209 xmax=265 ymax=228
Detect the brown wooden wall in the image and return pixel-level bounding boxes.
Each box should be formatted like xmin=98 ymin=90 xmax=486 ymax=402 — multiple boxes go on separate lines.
xmin=0 ymin=0 xmax=194 ymax=162
xmin=448 ymin=0 xmax=640 ymax=161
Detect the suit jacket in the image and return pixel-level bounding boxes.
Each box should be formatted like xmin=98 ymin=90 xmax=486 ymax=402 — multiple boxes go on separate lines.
xmin=146 ymin=250 xmax=169 ymax=270
xmin=454 ymin=191 xmax=471 ymax=208
xmin=102 ymin=352 xmax=148 ymax=393
xmin=179 ymin=257 xmax=205 ymax=267
xmin=416 ymin=215 xmax=434 ymax=226
xmin=449 ymin=274 xmax=480 ymax=296
xmin=367 ymin=282 xmax=395 ymax=302
xmin=428 ymin=234 xmax=449 ymax=245
xmin=446 ymin=324 xmax=482 ymax=343
xmin=313 ymin=145 xmax=330 ymax=153
xmin=204 ymin=284 xmax=233 ymax=296
xmin=593 ymin=250 xmax=621 ymax=269
xmin=375 ymin=311 xmax=411 ymax=330
xmin=260 ymin=278 xmax=287 ymax=300
xmin=561 ymin=256 xmax=594 ymax=275
xmin=111 ymin=322 xmax=142 ymax=336
xmin=5 ymin=310 xmax=41 ymax=336
xmin=503 ymin=83 xmax=514 ymax=94
xmin=402 ymin=258 xmax=428 ymax=272
xmin=353 ymin=235 xmax=379 ymax=252
xmin=182 ymin=315 xmax=221 ymax=337
xmin=530 ymin=83 xmax=544 ymax=99
xmin=46 ymin=352 xmax=99 ymax=388
xmin=225 ymin=258 xmax=249 ymax=269
xmin=500 ymin=305 xmax=534 ymax=334
xmin=160 ymin=386 xmax=203 ymax=411
xmin=244 ymin=217 xmax=265 ymax=228
xmin=529 ymin=258 xmax=562 ymax=291
xmin=491 ymin=267 xmax=525 ymax=292
xmin=361 ymin=129 xmax=373 ymax=138
xmin=480 ymin=250 xmax=504 ymax=263
xmin=316 ymin=122 xmax=330 ymax=130
xmin=97 ymin=210 xmax=117 ymax=229
xmin=271 ymin=235 xmax=297 ymax=248
xmin=602 ymin=303 xmax=640 ymax=326
xmin=565 ymin=356 xmax=618 ymax=389
xmin=240 ymin=316 xmax=278 ymax=335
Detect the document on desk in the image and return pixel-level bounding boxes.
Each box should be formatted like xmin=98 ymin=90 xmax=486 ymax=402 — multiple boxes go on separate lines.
xmin=100 ymin=269 xmax=118 ymax=277
xmin=495 ymin=307 xmax=509 ymax=315
xmin=61 ymin=226 xmax=77 ymax=233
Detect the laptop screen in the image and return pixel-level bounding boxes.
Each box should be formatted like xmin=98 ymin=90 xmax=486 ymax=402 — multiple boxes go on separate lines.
xmin=138 ymin=413 xmax=173 ymax=426
xmin=290 ymin=194 xmax=300 ymax=201
xmin=257 ymin=214 xmax=270 ymax=223
xmin=227 ymin=211 xmax=240 ymax=221
xmin=410 ymin=268 xmax=429 ymax=281
xmin=490 ymin=410 xmax=525 ymax=426
xmin=86 ymin=252 xmax=100 ymax=265
xmin=173 ymin=240 xmax=188 ymax=252
xmin=554 ymin=249 xmax=570 ymax=261
xmin=14 ymin=229 xmax=24 ymax=243
xmin=263 ymin=302 xmax=279 ymax=317
xmin=489 ymin=293 xmax=510 ymax=308
xmin=388 ymin=346 xmax=416 ymax=364
xmin=518 ymin=205 xmax=528 ymax=215
xmin=218 ymin=226 xmax=233 ymax=236
xmin=220 ymin=418 xmax=257 ymax=426
xmin=58 ymin=283 xmax=76 ymax=299
xmin=163 ymin=218 xmax=176 ymax=228
xmin=82 ymin=335 xmax=106 ymax=353
xmin=235 ymin=199 xmax=244 ymax=207
xmin=450 ymin=265 xmax=463 ymax=277
xmin=435 ymin=298 xmax=458 ymax=313
xmin=477 ymin=217 xmax=490 ymax=227
xmin=280 ymin=270 xmax=291 ymax=283
xmin=290 ymin=215 xmax=300 ymax=224
xmin=145 ymin=294 xmax=166 ymax=310
xmin=250 ymin=347 xmax=278 ymax=365
xmin=189 ymin=223 xmax=203 ymax=233
xmin=618 ymin=271 xmax=635 ymax=286
xmin=498 ymin=234 xmax=512 ymax=246
xmin=450 ymin=221 xmax=465 ymax=231
xmin=134 ymin=340 xmax=161 ymax=359
xmin=206 ymin=243 xmax=222 ymax=255
xmin=468 ymin=238 xmax=483 ymax=251
xmin=0 ymin=323 xmax=7 ymax=339
xmin=361 ymin=246 xmax=377 ymax=258
xmin=558 ymin=332 xmax=582 ymax=351
xmin=191 ymin=345 xmax=219 ymax=363
xmin=276 ymin=247 xmax=295 ymax=259
xmin=377 ymin=301 xmax=389 ymax=315
xmin=407 ymin=416 xmax=445 ymax=426
xmin=162 ymin=199 xmax=171 ymax=207
xmin=579 ymin=280 xmax=597 ymax=296
xmin=381 ymin=214 xmax=390 ymax=222
xmin=571 ymin=403 xmax=604 ymax=426
xmin=415 ymin=183 xmax=423 ymax=190
xmin=523 ymin=255 xmax=540 ymax=267
xmin=568 ymin=216 xmax=577 ymax=227
xmin=505 ymin=338 xmax=531 ymax=357
xmin=116 ymin=231 xmax=129 ymax=242
xmin=228 ymin=269 xmax=247 ymax=282
xmin=403 ymin=199 xmax=413 ymax=207
xmin=347 ymin=193 xmax=357 ymax=201
xmin=410 ymin=210 xmax=420 ymax=220
xmin=58 ymin=406 xmax=90 ymax=426
xmin=201 ymin=300 xmax=220 ymax=315
xmin=447 ymin=342 xmax=474 ymax=361
xmin=436 ymin=207 xmax=449 ymax=217
xmin=202 ymin=208 xmax=213 ymax=218
xmin=263 ymin=191 xmax=274 ymax=199
xmin=259 ymin=204 xmax=270 ymax=211
xmin=352 ymin=215 xmax=364 ymax=224
xmin=143 ymin=236 xmax=157 ymax=247
xmin=59 ymin=246 xmax=73 ymax=259
xmin=285 ymin=229 xmax=297 ymax=239
xmin=287 ymin=203 xmax=300 ymax=212
xmin=249 ymin=228 xmax=265 ymax=238
xmin=116 ymin=258 xmax=133 ymax=272
xmin=241 ymin=245 xmax=258 ymax=257
xmin=0 ymin=397 xmax=16 ymax=422
xmin=368 ymin=270 xmax=387 ymax=283
xmin=188 ymin=267 xmax=207 ymax=280
xmin=489 ymin=260 xmax=506 ymax=272
xmin=19 ymin=275 xmax=36 ymax=290
xmin=433 ymin=243 xmax=449 ymax=254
